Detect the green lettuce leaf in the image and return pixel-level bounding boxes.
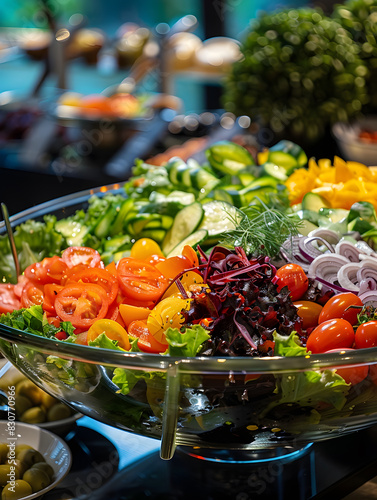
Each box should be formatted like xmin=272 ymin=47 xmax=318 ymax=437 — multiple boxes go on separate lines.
xmin=0 ymin=305 xmax=59 ymax=338
xmin=88 ymin=333 xmax=125 ymax=351
xmin=165 ymin=325 xmax=210 ymax=357
xmin=273 ymin=331 xmax=307 ymax=357
xmin=112 ymin=367 xmax=165 ymax=395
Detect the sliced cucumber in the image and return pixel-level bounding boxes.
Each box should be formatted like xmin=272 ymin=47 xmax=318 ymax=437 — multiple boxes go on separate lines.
xmin=238 ymin=170 xmax=256 ymax=187
xmin=206 ymin=141 xmax=255 ymax=175
xmin=162 ymin=202 xmax=204 ymax=255
xmin=301 ymin=192 xmax=330 ymax=212
xmin=214 ymin=187 xmax=243 ymax=207
xmin=259 ymin=162 xmax=288 ymax=181
xmin=94 ymin=205 xmax=118 ymax=239
xmin=109 ymin=198 xmax=134 ymax=236
xmin=127 ymin=214 xmax=162 ymax=236
xmin=55 ymin=219 xmax=88 ymax=246
xmin=318 ymin=208 xmax=349 ymax=224
xmin=267 ymin=140 xmax=308 ymax=172
xmin=347 ymin=217 xmax=376 ymax=235
xmin=298 ymin=220 xmax=318 ymax=236
xmin=199 ymin=200 xmax=242 ymax=238
xmin=167 ymin=229 xmax=208 ymax=258
xmin=140 ymin=228 xmax=166 ymax=244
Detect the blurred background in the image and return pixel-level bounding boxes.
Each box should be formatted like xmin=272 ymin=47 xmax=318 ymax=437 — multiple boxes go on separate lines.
xmin=0 ymin=0 xmax=372 ymax=214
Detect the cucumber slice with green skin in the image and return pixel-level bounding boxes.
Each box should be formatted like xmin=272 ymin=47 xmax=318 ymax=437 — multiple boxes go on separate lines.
xmin=238 ymin=170 xmax=256 ymax=186
xmin=296 ymin=209 xmax=328 ymax=226
xmin=206 ymin=141 xmax=255 ymax=175
xmin=110 ymin=198 xmax=134 ymax=236
xmin=318 ymin=208 xmax=349 ymax=224
xmin=198 ymin=200 xmax=242 ymax=237
xmin=94 ymin=205 xmax=118 ymax=239
xmin=166 ymin=229 xmax=208 ymax=258
xmin=240 ymin=186 xmax=277 ymax=206
xmin=55 ymin=220 xmax=88 ymax=246
xmin=104 ymin=234 xmax=132 ymax=253
xmin=140 ymin=228 xmax=166 ymax=244
xmin=214 ymin=187 xmax=243 ymax=207
xmin=347 ymin=217 xmax=376 ymax=235
xmin=259 ymin=162 xmax=288 ymax=181
xmin=241 ymin=176 xmax=280 ymax=190
xmin=127 ymin=214 xmax=162 ymax=236
xmin=162 ymin=202 xmax=204 ymax=255
xmin=301 ymin=192 xmax=330 ymax=212
xmin=268 ymin=140 xmax=308 ymax=171
xmin=298 ymin=220 xmax=318 ymax=236
xmin=165 ymin=157 xmax=186 ymax=185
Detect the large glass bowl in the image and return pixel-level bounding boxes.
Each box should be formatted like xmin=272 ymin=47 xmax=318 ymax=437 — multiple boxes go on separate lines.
xmin=2 ymin=185 xmax=377 ymax=461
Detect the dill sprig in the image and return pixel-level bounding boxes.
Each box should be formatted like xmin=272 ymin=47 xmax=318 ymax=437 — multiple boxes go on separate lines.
xmin=222 ymin=198 xmax=303 ymax=258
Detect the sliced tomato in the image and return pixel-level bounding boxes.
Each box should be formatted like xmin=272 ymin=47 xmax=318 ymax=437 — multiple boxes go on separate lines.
xmin=119 ymin=303 xmax=150 ymax=329
xmin=182 ymin=245 xmax=199 ymax=267
xmin=117 ymin=258 xmax=168 ymax=302
xmin=65 ymin=267 xmax=118 ymax=304
xmin=128 ymin=319 xmax=168 ymax=353
xmin=46 ymin=315 xmax=61 ymax=329
xmin=21 ymin=282 xmax=44 ymax=308
xmin=43 ymin=284 xmax=64 ymax=314
xmin=87 ymin=319 xmax=130 ymax=350
xmin=105 ymin=261 xmax=117 ymax=277
xmin=74 ymin=331 xmax=88 ymax=345
xmin=155 ymin=256 xmax=192 ymax=280
xmin=14 ymin=275 xmax=29 ymax=298
xmin=0 ymin=284 xmax=21 ymax=314
xmin=24 ymin=256 xmax=68 ymax=285
xmin=106 ymin=303 xmax=126 ymax=327
xmin=55 ymin=283 xmax=108 ymax=328
xmin=62 ymin=246 xmax=102 ymax=269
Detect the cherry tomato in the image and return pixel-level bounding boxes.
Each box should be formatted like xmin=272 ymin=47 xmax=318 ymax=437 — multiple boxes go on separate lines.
xmin=355 ymin=321 xmax=377 ymax=349
xmin=24 ymin=256 xmax=68 ymax=285
xmin=105 ymin=303 xmax=126 ymax=327
xmin=275 ymin=263 xmax=308 ymax=301
xmin=20 ymin=282 xmax=44 ymax=309
xmin=62 ymin=247 xmax=102 ymax=269
xmin=128 ymin=319 xmax=168 ymax=353
xmin=306 ymin=318 xmax=355 ymax=354
xmin=318 ymin=292 xmax=363 ymax=326
xmin=326 ymin=348 xmax=369 ymax=385
xmin=182 ymin=245 xmax=199 ymax=268
xmin=55 ymin=283 xmax=108 ymax=328
xmin=147 ymin=297 xmax=191 ymax=343
xmin=130 ymin=238 xmax=164 ymax=260
xmin=43 ymin=283 xmax=64 ymax=314
xmin=87 ymin=319 xmax=130 ymax=350
xmin=117 ymin=258 xmax=168 ymax=302
xmin=155 ymin=256 xmax=192 ymax=280
xmin=55 ymin=331 xmax=68 ymax=341
xmin=293 ymin=301 xmax=323 ymax=329
xmin=0 ymin=284 xmax=21 ymax=314
xmin=369 ymin=364 xmax=377 ymax=386
xmin=65 ymin=267 xmax=118 ymax=304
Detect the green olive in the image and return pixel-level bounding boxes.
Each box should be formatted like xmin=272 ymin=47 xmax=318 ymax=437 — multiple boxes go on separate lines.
xmin=47 ymin=403 xmax=71 ymax=422
xmin=0 ymin=464 xmax=19 ymax=487
xmin=0 ymin=444 xmax=8 ymax=464
xmin=20 ymin=406 xmax=46 ymax=424
xmin=13 ymin=460 xmax=27 ymax=478
xmin=15 ymin=380 xmax=43 ymax=405
xmin=2 ymin=479 xmax=33 ymax=500
xmin=14 ymin=445 xmax=32 ymax=457
xmin=40 ymin=392 xmax=57 ymax=411
xmin=14 ymin=395 xmax=33 ymax=418
xmin=16 ymin=448 xmax=44 ymax=468
xmin=22 ymin=468 xmax=51 ymax=493
xmin=31 ymin=461 xmax=54 ymax=479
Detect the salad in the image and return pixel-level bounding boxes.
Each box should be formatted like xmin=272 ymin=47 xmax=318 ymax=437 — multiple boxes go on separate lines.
xmin=2 ymin=139 xmax=377 ymax=451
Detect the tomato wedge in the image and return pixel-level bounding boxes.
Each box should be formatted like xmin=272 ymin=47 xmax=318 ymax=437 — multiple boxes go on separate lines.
xmin=43 ymin=284 xmax=64 ymax=314
xmin=65 ymin=267 xmax=118 ymax=304
xmin=117 ymin=258 xmax=168 ymax=302
xmin=62 ymin=247 xmax=102 ymax=269
xmin=21 ymin=282 xmax=44 ymax=308
xmin=24 ymin=256 xmax=68 ymax=285
xmin=87 ymin=319 xmax=130 ymax=350
xmin=55 ymin=283 xmax=108 ymax=328
xmin=0 ymin=284 xmax=21 ymax=314
xmin=128 ymin=319 xmax=168 ymax=353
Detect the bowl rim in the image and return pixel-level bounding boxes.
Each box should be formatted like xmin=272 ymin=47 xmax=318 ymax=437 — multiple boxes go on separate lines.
xmin=0 ymin=420 xmax=72 ymax=499
xmin=2 ymin=184 xmax=377 ymax=373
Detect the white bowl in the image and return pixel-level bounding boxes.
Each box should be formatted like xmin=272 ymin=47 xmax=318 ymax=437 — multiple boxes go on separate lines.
xmin=332 ymin=117 xmax=377 ymax=166
xmin=0 ymin=421 xmax=72 ymax=499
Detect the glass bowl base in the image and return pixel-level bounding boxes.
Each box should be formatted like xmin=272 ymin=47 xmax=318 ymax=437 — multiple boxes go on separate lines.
xmin=177 ymin=443 xmax=313 ymax=464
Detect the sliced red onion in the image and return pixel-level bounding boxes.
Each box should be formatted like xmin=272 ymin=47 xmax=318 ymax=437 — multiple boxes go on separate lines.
xmin=358 ymin=290 xmax=377 ymax=306
xmin=280 ymin=236 xmax=311 ymax=271
xmin=308 ymin=228 xmax=340 ymax=245
xmin=356 ymin=264 xmax=377 ymax=291
xmin=308 ymin=253 xmax=349 ymax=281
xmin=337 ymin=262 xmax=361 ymax=291
xmin=315 ymin=276 xmax=356 ymax=294
xmin=298 ymin=236 xmax=334 ymax=262
xmin=334 ymin=241 xmax=361 ymax=262
xmin=359 ymin=279 xmax=377 ymax=295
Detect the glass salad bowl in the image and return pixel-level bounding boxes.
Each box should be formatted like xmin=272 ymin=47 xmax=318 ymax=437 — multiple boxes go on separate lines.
xmin=2 ymin=185 xmax=377 ymax=462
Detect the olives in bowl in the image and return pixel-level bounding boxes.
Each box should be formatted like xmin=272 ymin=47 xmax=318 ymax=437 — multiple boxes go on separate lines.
xmin=0 ymin=421 xmax=71 ymax=500
xmin=0 ymin=363 xmax=81 ymax=435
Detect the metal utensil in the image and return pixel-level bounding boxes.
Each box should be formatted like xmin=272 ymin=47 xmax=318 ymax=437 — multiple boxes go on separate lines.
xmin=1 ymin=203 xmax=20 ymax=277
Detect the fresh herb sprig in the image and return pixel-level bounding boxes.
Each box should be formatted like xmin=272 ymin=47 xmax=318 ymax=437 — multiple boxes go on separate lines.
xmin=222 ymin=198 xmax=303 ymax=258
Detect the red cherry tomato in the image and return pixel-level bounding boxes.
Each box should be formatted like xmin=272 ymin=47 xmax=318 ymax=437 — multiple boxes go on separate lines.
xmin=24 ymin=256 xmax=68 ymax=285
xmin=275 ymin=263 xmax=308 ymax=301
xmin=326 ymin=348 xmax=369 ymax=385
xmin=0 ymin=284 xmax=21 ymax=314
xmin=128 ymin=319 xmax=168 ymax=353
xmin=293 ymin=301 xmax=323 ymax=329
xmin=20 ymin=282 xmax=44 ymax=309
xmin=65 ymin=267 xmax=118 ymax=305
xmin=62 ymin=247 xmax=102 ymax=269
xmin=306 ymin=318 xmax=355 ymax=354
xmin=43 ymin=283 xmax=64 ymax=314
xmin=355 ymin=321 xmax=377 ymax=349
xmin=117 ymin=258 xmax=168 ymax=302
xmin=318 ymin=292 xmax=363 ymax=326
xmin=369 ymin=364 xmax=377 ymax=386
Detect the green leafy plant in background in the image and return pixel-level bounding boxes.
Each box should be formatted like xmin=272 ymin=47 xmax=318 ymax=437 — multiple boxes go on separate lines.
xmin=223 ymin=8 xmax=369 ymax=144
xmin=333 ymin=0 xmax=377 ymax=112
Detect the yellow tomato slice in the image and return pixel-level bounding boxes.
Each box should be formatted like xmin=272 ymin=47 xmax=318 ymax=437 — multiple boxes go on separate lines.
xmin=119 ymin=303 xmax=151 ymax=329
xmin=147 ymin=297 xmax=191 ymax=343
xmin=87 ymin=319 xmax=130 ymax=350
